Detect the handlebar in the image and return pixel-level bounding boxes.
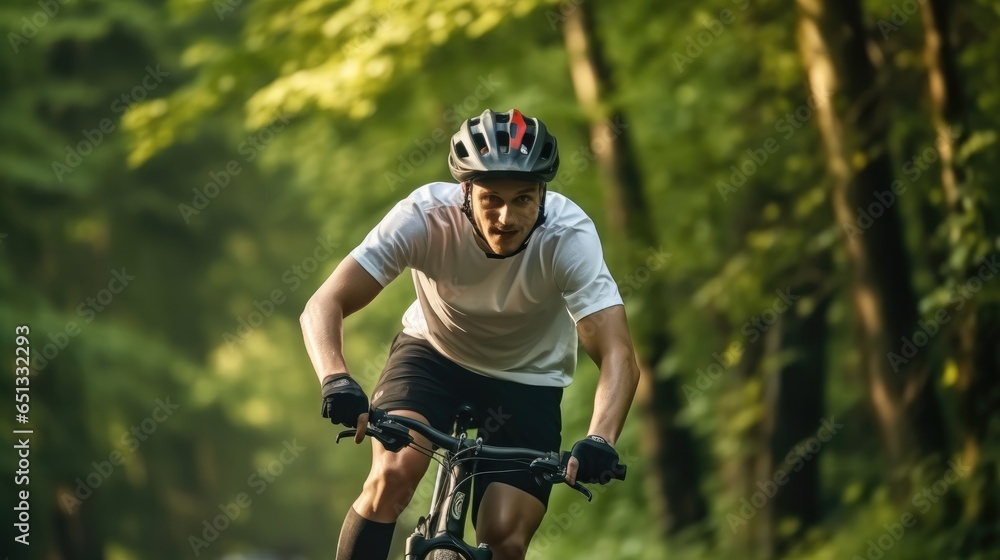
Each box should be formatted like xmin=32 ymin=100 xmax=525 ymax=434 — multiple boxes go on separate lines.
xmin=335 ymin=408 xmax=627 ymax=501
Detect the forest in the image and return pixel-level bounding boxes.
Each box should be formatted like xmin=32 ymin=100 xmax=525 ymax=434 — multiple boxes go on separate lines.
xmin=1 ymin=0 xmax=999 ymax=558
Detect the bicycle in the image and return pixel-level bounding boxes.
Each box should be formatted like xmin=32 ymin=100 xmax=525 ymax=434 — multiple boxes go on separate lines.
xmin=335 ymin=405 xmax=627 ymax=560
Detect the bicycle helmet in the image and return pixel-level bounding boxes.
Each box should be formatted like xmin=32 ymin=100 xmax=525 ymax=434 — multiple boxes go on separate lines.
xmin=448 ymin=109 xmax=560 ymax=183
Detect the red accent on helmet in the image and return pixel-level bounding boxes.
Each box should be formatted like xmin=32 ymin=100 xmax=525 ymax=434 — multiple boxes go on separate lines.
xmin=509 ymin=109 xmax=527 ymax=151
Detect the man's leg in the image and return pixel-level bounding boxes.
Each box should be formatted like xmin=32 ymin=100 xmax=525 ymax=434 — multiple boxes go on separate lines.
xmin=475 ymin=483 xmax=546 ymax=560
xmin=470 ymin=376 xmax=562 ymax=560
xmin=337 ymin=410 xmax=433 ymax=560
xmin=339 ymin=332 xmax=467 ymax=559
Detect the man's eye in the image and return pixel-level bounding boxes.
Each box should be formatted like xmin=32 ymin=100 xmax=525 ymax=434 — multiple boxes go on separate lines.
xmin=517 ymin=196 xmax=532 ymax=203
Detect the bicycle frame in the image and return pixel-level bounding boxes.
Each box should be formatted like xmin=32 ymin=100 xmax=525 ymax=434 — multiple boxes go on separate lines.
xmin=404 ymin=405 xmax=491 ymax=560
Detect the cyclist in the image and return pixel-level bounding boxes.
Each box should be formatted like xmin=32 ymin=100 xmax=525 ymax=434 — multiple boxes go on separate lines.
xmin=301 ymin=109 xmax=640 ymax=560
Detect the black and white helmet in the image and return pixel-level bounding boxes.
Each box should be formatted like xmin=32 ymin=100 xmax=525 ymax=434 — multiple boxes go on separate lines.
xmin=448 ymin=109 xmax=560 ymax=183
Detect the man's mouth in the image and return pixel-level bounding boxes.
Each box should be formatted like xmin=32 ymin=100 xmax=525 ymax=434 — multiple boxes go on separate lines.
xmin=492 ymin=229 xmax=519 ymax=238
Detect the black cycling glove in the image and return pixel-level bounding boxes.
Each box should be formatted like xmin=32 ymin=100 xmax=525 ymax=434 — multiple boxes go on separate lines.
xmin=571 ymin=435 xmax=625 ymax=484
xmin=321 ymin=373 xmax=369 ymax=428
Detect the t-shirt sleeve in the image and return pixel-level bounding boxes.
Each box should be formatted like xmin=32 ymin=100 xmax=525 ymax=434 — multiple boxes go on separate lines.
xmin=553 ymin=219 xmax=624 ymax=323
xmin=349 ymin=196 xmax=429 ymax=287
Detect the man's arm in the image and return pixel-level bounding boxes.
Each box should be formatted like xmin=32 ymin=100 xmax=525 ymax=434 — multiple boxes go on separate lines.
xmin=575 ymin=304 xmax=640 ymax=445
xmin=300 ymin=256 xmax=384 ymax=384
xmin=566 ymin=304 xmax=640 ymax=485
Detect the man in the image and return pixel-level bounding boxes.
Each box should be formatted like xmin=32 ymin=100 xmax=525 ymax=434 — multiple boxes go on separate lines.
xmin=300 ymin=109 xmax=640 ymax=560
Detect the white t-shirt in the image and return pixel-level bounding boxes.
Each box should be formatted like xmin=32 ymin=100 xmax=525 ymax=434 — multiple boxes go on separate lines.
xmin=350 ymin=182 xmax=622 ymax=387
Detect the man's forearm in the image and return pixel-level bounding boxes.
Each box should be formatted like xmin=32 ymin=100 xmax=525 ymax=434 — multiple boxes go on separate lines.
xmin=300 ymin=298 xmax=349 ymax=384
xmin=299 ymin=256 xmax=385 ymax=385
xmin=587 ymin=352 xmax=640 ymax=446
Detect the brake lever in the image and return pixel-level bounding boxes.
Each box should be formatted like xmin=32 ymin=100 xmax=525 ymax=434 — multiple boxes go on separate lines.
xmin=547 ymin=468 xmax=593 ymax=502
xmin=557 ymin=457 xmax=595 ymax=502
xmin=571 ymin=481 xmax=593 ymax=502
xmin=335 ymin=429 xmax=356 ymax=444
xmin=534 ymin=453 xmax=594 ymax=502
xmin=334 ymin=412 xmax=369 ymax=445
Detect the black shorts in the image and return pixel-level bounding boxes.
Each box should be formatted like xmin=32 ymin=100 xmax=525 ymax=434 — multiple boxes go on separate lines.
xmin=370 ymin=333 xmax=563 ymax=526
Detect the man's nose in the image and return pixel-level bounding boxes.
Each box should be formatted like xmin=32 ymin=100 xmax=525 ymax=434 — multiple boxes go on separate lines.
xmin=497 ymin=204 xmax=509 ymax=225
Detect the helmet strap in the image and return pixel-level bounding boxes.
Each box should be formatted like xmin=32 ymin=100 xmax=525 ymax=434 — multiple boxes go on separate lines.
xmin=461 ymin=181 xmax=547 ymax=260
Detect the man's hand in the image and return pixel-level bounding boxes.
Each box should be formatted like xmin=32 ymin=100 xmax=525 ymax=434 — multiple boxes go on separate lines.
xmin=321 ymin=373 xmax=369 ymax=428
xmin=565 ymin=435 xmax=625 ymax=485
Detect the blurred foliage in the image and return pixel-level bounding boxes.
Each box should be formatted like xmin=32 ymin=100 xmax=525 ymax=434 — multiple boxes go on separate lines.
xmin=2 ymin=0 xmax=1000 ymax=559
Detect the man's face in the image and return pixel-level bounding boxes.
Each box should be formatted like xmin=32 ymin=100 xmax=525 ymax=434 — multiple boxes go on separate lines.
xmin=470 ymin=179 xmax=543 ymax=256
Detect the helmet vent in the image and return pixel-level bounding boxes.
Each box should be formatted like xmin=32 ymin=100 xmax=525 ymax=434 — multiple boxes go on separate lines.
xmin=495 ymin=113 xmax=510 ymax=123
xmin=522 ymin=133 xmax=535 ymax=151
xmin=472 ymin=132 xmax=488 ymax=154
xmin=496 ymin=131 xmax=510 ymax=154
xmin=539 ymin=141 xmax=554 ymax=160
xmin=469 ymin=117 xmax=481 ymax=126
xmin=454 ymin=141 xmax=469 ymax=159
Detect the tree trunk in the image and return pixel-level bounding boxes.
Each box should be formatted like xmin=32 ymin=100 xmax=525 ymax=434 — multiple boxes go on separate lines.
xmin=47 ymin=362 xmax=106 ymax=560
xmin=920 ymin=0 xmax=965 ymax=215
xmin=562 ymin=2 xmax=707 ymax=535
xmin=734 ymin=289 xmax=829 ymax=559
xmin=768 ymin=293 xmax=830 ymax=555
xmin=921 ymin=0 xmax=1000 ymax=539
xmin=963 ymin=305 xmax=1000 ymax=543
xmin=53 ymin=485 xmax=106 ymax=560
xmin=794 ymin=0 xmax=951 ymax=498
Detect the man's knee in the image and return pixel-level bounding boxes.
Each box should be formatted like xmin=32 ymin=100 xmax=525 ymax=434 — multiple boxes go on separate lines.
xmin=479 ymin=531 xmax=529 ymax=560
xmin=478 ymin=520 xmax=533 ymax=560
xmin=476 ymin=483 xmax=544 ymax=559
xmin=361 ymin=458 xmax=424 ymax=516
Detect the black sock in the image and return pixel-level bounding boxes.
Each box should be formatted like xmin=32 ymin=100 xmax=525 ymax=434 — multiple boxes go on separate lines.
xmin=336 ymin=507 xmax=396 ymax=560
